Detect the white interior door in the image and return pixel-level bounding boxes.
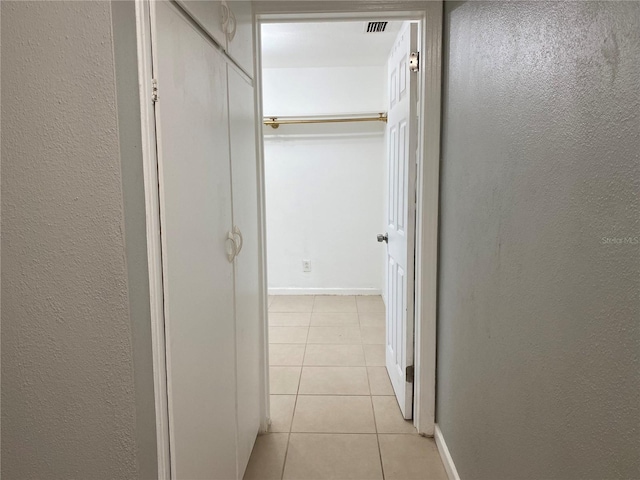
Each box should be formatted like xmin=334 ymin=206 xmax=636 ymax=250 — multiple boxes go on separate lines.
xmin=152 ymin=2 xmax=238 ymax=478
xmin=385 ymin=21 xmax=419 ymax=420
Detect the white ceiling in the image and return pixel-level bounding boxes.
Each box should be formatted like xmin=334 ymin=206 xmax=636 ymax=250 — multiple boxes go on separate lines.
xmin=261 ymin=21 xmax=402 ymax=69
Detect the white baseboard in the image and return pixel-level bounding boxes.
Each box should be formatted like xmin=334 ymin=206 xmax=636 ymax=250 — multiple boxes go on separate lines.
xmin=435 ymin=424 xmax=461 ymax=480
xmin=268 ymin=287 xmax=382 ymax=296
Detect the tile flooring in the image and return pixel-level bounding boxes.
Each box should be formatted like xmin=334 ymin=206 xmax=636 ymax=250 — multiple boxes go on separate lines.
xmin=243 ymin=295 xmax=447 ymax=480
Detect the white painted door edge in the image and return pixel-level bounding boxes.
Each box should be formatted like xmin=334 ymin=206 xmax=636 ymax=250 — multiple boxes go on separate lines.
xmin=435 ymin=424 xmax=462 ymax=480
xmin=134 ymin=0 xmax=171 ymax=478
xmin=254 ymin=1 xmax=443 ymax=438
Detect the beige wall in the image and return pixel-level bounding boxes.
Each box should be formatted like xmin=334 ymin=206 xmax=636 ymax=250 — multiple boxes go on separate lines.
xmin=1 ymin=2 xmax=156 ymax=478
xmin=437 ymin=1 xmax=640 ymax=478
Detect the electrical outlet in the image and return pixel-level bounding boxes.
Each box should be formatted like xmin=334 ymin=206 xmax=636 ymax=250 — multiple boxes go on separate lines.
xmin=302 ymin=260 xmax=311 ymax=272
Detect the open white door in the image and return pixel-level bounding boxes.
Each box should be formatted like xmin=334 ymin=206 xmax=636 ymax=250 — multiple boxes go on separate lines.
xmin=385 ymin=21 xmax=419 ymax=420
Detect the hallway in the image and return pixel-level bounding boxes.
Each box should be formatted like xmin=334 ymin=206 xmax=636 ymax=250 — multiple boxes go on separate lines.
xmin=243 ymin=295 xmax=447 ymax=479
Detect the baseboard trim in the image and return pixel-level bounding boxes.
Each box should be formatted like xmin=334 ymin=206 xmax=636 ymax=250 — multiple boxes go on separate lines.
xmin=268 ymin=288 xmax=382 ymax=296
xmin=435 ymin=424 xmax=461 ymax=480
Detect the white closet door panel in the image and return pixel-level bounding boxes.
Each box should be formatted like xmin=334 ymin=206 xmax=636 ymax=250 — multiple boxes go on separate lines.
xmin=175 ymin=0 xmax=227 ymax=50
xmin=226 ymin=1 xmax=254 ymax=78
xmin=228 ymin=65 xmax=261 ymax=477
xmin=153 ymin=3 xmax=237 ymax=479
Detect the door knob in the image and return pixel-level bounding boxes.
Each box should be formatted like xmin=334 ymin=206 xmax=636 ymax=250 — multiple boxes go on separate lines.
xmin=377 ymin=233 xmax=388 ymax=243
xmin=226 ymin=231 xmax=238 ymax=262
xmin=232 ymin=225 xmax=244 ymax=255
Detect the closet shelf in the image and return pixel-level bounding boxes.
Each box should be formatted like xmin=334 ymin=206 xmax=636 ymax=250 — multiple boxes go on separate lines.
xmin=263 ymin=113 xmax=387 ymax=129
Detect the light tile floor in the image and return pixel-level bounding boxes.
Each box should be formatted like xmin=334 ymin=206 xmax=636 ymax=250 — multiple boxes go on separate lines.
xmin=243 ymin=295 xmax=447 ymax=480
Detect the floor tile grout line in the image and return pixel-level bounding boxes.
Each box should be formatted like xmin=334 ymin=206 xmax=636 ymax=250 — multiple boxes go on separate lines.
xmin=279 ymin=310 xmax=306 ymax=479
xmin=366 ymin=358 xmax=387 ymax=480
xmin=286 ymin=432 xmax=380 ymax=435
xmin=293 ymin=394 xmax=374 ymax=398
xmin=279 ymin=309 xmax=313 ymax=479
xmin=267 ymin=307 xmax=298 ymax=480
xmin=279 ymin=303 xmax=315 ymax=480
xmin=280 ymin=430 xmax=291 ymax=480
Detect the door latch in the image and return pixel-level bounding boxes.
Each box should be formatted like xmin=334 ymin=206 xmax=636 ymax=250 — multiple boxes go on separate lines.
xmin=409 ymin=52 xmax=419 ymax=72
xmin=377 ymin=233 xmax=388 ymax=243
xmin=406 ymin=365 xmax=414 ymax=383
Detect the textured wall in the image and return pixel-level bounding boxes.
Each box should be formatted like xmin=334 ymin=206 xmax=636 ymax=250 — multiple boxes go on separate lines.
xmin=111 ymin=1 xmax=158 ymax=478
xmin=1 ymin=2 xmax=147 ymax=478
xmin=437 ymin=2 xmax=640 ymax=479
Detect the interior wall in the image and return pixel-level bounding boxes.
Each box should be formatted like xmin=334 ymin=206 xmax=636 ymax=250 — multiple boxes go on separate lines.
xmin=1 ymin=2 xmax=155 ymax=478
xmin=263 ymin=66 xmax=385 ymax=117
xmin=437 ymin=2 xmax=640 ymax=479
xmin=263 ymin=66 xmax=387 ymax=294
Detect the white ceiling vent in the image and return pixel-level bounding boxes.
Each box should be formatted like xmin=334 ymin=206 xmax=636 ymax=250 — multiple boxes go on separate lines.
xmin=364 ymin=21 xmax=388 ymax=33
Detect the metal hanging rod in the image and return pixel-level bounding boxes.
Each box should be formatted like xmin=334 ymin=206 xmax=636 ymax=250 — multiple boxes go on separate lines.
xmin=264 ymin=113 xmax=388 ymax=129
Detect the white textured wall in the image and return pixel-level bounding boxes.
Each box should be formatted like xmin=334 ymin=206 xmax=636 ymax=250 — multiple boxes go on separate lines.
xmin=437 ymin=2 xmax=640 ymax=478
xmin=263 ymin=66 xmax=386 ymax=294
xmin=1 ymin=2 xmax=154 ymax=478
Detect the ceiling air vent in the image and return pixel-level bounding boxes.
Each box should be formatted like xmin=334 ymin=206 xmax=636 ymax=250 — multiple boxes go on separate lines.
xmin=365 ymin=21 xmax=388 ymax=33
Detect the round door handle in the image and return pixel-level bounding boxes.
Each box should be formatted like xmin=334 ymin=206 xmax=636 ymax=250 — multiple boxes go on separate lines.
xmin=233 ymin=225 xmax=243 ymax=256
xmin=226 ymin=231 xmax=238 ymax=262
xmin=377 ymin=233 xmax=388 ymax=243
xmin=220 ymin=2 xmax=232 ymax=38
xmin=227 ymin=8 xmax=237 ymax=41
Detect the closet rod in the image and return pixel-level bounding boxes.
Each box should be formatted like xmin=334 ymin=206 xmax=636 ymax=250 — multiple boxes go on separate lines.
xmin=264 ymin=113 xmax=387 ymax=129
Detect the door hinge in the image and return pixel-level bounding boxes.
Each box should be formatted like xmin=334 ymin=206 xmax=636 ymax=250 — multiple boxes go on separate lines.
xmin=409 ymin=52 xmax=420 ymax=72
xmin=406 ymin=365 xmax=415 ymax=383
xmin=151 ymin=79 xmax=159 ymax=103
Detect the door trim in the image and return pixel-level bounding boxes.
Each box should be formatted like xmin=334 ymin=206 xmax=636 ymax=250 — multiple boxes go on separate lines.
xmin=135 ymin=0 xmax=171 ymax=477
xmin=413 ymin=1 xmax=443 ymax=436
xmin=253 ymin=18 xmax=271 ymax=434
xmin=253 ymin=1 xmax=443 ymax=436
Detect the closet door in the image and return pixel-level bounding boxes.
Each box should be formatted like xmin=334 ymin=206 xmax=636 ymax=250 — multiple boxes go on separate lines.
xmin=152 ymin=2 xmax=237 ymax=479
xmin=175 ymin=0 xmax=227 ymax=49
xmin=228 ymin=64 xmax=261 ymax=476
xmin=175 ymin=0 xmax=254 ymax=78
xmin=226 ymin=1 xmax=254 ymax=78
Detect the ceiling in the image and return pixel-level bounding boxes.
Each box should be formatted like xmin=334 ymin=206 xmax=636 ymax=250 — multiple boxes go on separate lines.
xmin=261 ymin=21 xmax=402 ymax=69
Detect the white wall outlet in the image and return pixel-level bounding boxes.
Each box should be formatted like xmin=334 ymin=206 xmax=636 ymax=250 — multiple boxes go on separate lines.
xmin=302 ymin=260 xmax=311 ymax=272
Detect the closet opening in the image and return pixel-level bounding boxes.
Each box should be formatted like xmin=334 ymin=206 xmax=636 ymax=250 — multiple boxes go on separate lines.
xmin=259 ymin=18 xmax=422 ymax=433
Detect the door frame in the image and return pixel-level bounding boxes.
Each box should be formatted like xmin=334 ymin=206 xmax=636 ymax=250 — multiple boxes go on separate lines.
xmin=135 ymin=1 xmax=171 ymax=478
xmin=253 ymin=1 xmax=443 ymax=437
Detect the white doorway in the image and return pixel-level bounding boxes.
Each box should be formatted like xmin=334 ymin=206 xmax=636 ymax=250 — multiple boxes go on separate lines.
xmin=247 ymin=4 xmax=444 ymax=475
xmin=255 ymin=0 xmax=442 ymax=439
xmin=260 ymin=25 xmax=398 ymax=457
xmin=261 ymin=17 xmax=420 ymax=424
